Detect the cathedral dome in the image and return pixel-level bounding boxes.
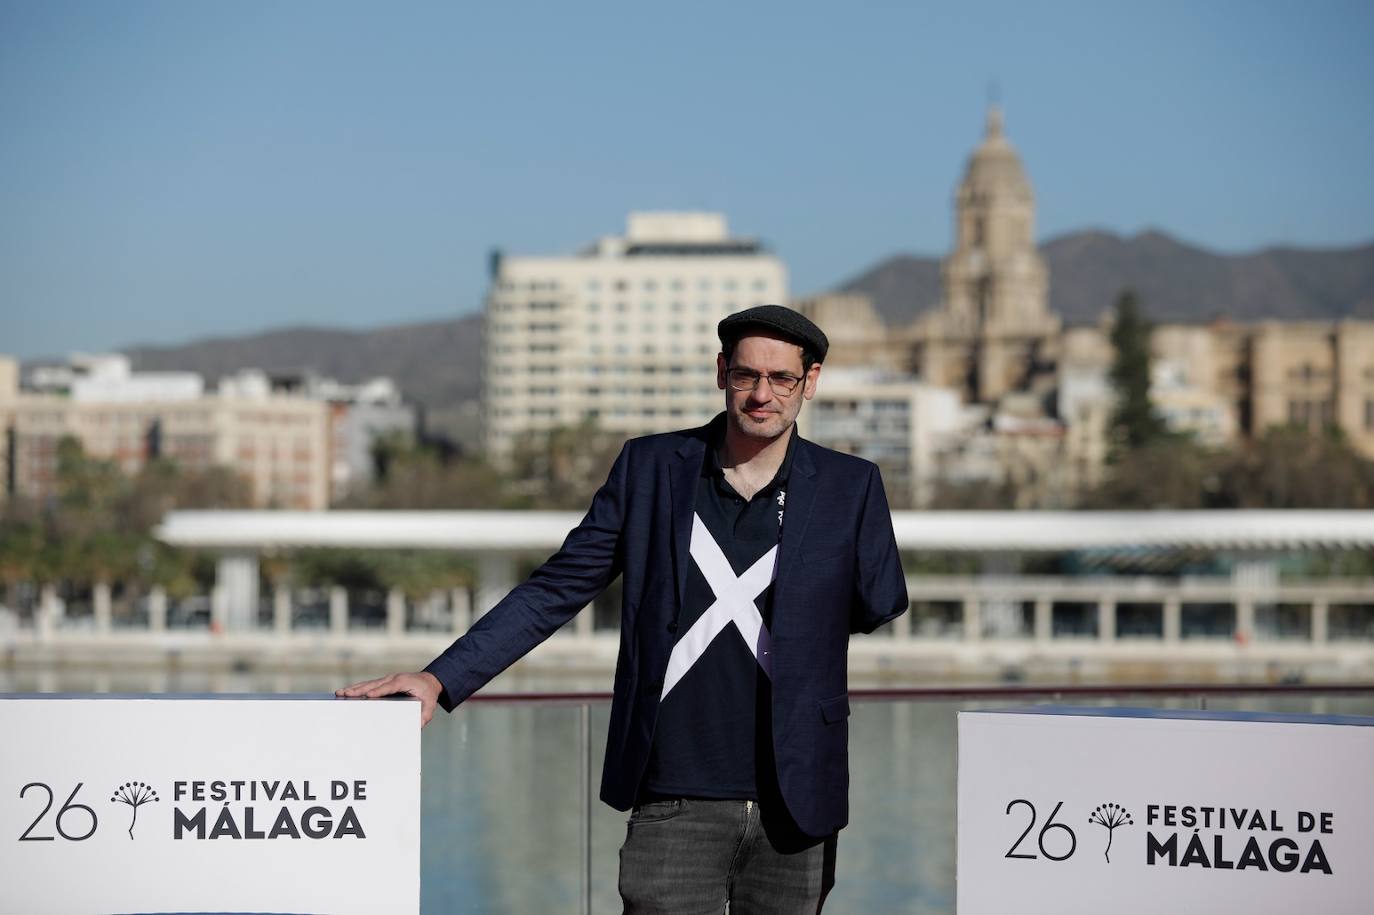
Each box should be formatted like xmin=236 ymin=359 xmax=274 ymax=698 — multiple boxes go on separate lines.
xmin=959 ymin=106 xmax=1032 ymax=203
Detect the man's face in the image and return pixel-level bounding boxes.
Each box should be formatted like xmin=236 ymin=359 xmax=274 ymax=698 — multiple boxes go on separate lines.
xmin=716 ymin=333 xmax=821 ymax=444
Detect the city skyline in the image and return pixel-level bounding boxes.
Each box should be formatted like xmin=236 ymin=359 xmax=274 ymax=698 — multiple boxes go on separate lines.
xmin=4 ymin=1 xmax=1373 ymax=360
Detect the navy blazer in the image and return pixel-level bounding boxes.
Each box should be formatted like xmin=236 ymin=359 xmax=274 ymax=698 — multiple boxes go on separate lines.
xmin=425 ymin=417 xmax=909 ymax=837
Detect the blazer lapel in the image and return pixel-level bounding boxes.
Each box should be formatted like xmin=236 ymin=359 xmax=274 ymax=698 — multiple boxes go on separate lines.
xmin=775 ymin=435 xmax=818 ymax=611
xmin=668 ymin=434 xmax=705 ymax=610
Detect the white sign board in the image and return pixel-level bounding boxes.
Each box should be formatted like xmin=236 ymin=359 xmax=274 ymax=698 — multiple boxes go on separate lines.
xmin=957 ymin=707 xmax=1374 ymax=915
xmin=0 ymin=695 xmax=420 ymax=914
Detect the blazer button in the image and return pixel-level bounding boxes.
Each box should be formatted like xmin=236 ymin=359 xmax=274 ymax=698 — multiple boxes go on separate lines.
xmin=666 ymin=621 xmax=678 ymax=634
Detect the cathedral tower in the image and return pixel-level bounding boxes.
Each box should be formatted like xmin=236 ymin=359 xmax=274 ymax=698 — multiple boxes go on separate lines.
xmin=920 ymin=106 xmax=1059 ymax=402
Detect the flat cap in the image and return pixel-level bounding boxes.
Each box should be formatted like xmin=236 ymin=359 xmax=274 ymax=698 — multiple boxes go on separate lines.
xmin=717 ymin=304 xmax=829 ymax=363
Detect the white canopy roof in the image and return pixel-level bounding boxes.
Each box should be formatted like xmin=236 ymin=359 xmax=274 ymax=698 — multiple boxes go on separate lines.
xmin=156 ymin=510 xmax=1374 ymax=553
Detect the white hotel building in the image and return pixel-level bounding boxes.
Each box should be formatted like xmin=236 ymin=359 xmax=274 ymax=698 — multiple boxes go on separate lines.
xmin=482 ymin=212 xmax=787 ymax=458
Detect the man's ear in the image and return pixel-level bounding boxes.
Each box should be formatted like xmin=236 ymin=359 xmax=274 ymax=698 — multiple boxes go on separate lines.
xmin=716 ymin=353 xmax=728 ymax=390
xmin=802 ymin=363 xmax=821 ymax=401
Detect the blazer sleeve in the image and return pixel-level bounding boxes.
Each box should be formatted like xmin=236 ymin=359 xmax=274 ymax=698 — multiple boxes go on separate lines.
xmin=424 ymin=442 xmax=631 ymax=709
xmin=851 ymin=463 xmax=909 ymax=634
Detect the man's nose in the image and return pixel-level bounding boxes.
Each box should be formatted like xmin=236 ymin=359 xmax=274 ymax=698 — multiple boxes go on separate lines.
xmin=749 ymin=377 xmax=775 ymax=403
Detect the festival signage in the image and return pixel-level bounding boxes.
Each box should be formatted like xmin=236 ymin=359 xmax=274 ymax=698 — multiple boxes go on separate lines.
xmin=0 ymin=694 xmax=420 ymax=914
xmin=957 ymin=706 xmax=1374 ymax=914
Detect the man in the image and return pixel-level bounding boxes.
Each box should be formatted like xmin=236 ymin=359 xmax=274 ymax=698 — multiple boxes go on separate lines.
xmin=339 ymin=305 xmax=908 ymax=913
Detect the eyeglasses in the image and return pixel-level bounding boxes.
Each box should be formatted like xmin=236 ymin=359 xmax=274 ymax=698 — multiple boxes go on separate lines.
xmin=725 ymin=368 xmax=803 ymax=395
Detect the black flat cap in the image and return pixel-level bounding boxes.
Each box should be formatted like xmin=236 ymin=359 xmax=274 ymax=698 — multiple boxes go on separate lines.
xmin=717 ymin=304 xmax=829 ymax=363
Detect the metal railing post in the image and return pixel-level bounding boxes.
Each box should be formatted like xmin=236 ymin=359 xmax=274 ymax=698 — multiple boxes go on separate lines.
xmin=580 ymin=701 xmax=593 ymax=915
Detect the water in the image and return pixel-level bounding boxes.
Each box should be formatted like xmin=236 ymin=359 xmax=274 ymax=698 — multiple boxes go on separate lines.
xmin=5 ymin=668 xmax=1373 ymax=913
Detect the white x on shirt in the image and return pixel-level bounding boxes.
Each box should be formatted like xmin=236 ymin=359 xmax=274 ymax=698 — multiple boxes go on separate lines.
xmin=660 ymin=513 xmax=778 ymax=698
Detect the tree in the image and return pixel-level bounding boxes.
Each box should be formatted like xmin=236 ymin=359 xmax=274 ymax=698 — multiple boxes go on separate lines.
xmin=1082 ymin=437 xmax=1216 ymax=509
xmin=1107 ymin=290 xmax=1168 ymax=455
xmin=928 ymin=478 xmax=1020 ymax=510
xmin=1212 ymin=426 xmax=1374 ymax=508
xmin=347 ymin=438 xmax=510 ymax=509
xmin=0 ymin=438 xmax=252 ymax=603
xmin=507 ymin=419 xmax=626 ymax=510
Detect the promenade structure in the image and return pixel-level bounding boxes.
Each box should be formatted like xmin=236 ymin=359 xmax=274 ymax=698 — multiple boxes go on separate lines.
xmin=481 ymin=212 xmax=787 ymax=460
xmin=5 ymin=508 xmax=1371 ymax=686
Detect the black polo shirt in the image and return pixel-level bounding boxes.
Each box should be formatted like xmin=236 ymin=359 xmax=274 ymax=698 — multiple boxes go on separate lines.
xmin=640 ymin=423 xmax=796 ymax=800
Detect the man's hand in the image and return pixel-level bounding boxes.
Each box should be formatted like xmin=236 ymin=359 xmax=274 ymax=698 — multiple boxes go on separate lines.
xmin=335 ymin=671 xmax=444 ymax=727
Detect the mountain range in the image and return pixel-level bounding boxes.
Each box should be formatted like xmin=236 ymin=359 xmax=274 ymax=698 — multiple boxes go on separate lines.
xmin=51 ymin=228 xmax=1374 ymax=442
xmin=837 ymin=229 xmax=1374 ymax=326
xmin=125 ymin=315 xmax=483 ymax=442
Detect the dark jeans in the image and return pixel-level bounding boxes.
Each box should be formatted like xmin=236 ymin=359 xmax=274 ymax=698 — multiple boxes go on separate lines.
xmin=618 ymin=798 xmax=837 ymax=914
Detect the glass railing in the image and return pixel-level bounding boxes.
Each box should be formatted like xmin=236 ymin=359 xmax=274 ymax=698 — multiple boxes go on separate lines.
xmin=439 ymin=683 xmax=1374 ymax=915
xmin=3 ymin=670 xmax=1369 ymax=914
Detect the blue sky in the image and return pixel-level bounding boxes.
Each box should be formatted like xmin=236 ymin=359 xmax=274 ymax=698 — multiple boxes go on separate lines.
xmin=3 ymin=0 xmax=1373 ymax=359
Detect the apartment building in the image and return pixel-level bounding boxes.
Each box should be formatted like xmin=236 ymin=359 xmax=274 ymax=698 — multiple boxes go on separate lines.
xmin=482 ymin=212 xmax=788 ymax=458
xmin=798 ymin=368 xmax=963 ymax=509
xmin=1 ymin=355 xmax=331 ymax=510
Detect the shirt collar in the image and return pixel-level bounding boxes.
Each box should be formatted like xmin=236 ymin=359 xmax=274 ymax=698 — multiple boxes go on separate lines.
xmin=704 ymin=413 xmax=798 ymax=492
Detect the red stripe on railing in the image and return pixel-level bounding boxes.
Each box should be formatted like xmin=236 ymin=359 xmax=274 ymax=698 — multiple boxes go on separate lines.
xmin=463 ymin=682 xmax=1374 ymax=704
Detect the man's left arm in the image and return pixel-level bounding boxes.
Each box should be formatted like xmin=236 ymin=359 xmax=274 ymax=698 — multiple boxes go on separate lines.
xmin=851 ymin=464 xmax=909 ymax=634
